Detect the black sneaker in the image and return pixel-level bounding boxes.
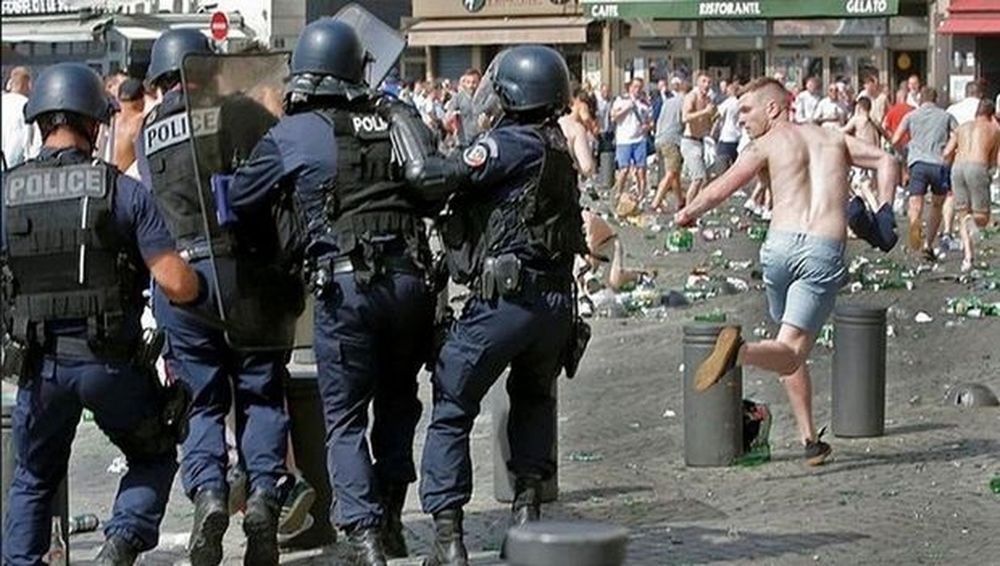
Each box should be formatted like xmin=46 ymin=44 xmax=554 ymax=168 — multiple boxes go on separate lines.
xmin=804 ymin=428 xmax=832 ymax=466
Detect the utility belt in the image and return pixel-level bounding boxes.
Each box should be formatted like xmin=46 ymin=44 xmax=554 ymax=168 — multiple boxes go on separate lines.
xmin=1 ymin=328 xmax=164 ymax=385
xmin=307 ymin=253 xmax=423 ymax=298
xmin=476 ymin=253 xmax=571 ymax=301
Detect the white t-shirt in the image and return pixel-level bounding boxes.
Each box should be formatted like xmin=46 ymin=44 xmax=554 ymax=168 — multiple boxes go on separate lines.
xmin=611 ymin=96 xmax=649 ymax=145
xmin=813 ymin=98 xmax=846 ymax=129
xmin=2 ymin=92 xmax=40 ymax=168
xmin=717 ymin=96 xmax=741 ymax=143
xmin=946 ymin=97 xmax=979 ymax=125
xmin=794 ymin=91 xmax=820 ymax=124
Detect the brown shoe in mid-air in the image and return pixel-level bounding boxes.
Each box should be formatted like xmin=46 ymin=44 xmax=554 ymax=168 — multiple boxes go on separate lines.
xmin=694 ymin=326 xmax=743 ymax=392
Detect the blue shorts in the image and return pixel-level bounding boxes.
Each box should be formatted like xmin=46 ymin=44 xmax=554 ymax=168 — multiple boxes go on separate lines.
xmin=908 ymin=162 xmax=950 ymax=196
xmin=615 ymin=141 xmax=647 ymax=169
xmin=760 ymin=231 xmax=847 ymax=335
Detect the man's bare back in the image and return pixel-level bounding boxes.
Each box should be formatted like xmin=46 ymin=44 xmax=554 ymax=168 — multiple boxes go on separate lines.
xmin=558 ymin=113 xmax=595 ymax=177
xmin=953 ymin=119 xmax=1000 ymax=166
xmin=842 ymin=113 xmax=882 ymax=148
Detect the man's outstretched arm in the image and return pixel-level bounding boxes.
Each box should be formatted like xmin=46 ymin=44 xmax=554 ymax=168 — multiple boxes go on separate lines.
xmin=675 ymin=143 xmax=767 ymax=226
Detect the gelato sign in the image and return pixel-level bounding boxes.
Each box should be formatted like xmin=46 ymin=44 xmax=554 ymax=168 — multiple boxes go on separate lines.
xmin=583 ymin=0 xmax=898 ymax=19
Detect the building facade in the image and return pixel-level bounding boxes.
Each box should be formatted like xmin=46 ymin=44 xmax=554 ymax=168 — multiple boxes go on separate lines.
xmin=936 ymin=0 xmax=1000 ymax=103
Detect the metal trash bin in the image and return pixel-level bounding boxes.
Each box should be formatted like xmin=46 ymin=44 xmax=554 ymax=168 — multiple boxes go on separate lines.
xmin=832 ymin=305 xmax=887 ymax=437
xmin=683 ymin=324 xmax=743 ymax=467
xmin=283 ymin=355 xmax=336 ymax=549
xmin=490 ymin=374 xmax=558 ymax=503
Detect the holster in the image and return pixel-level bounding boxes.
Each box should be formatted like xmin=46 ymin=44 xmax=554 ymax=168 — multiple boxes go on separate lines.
xmin=562 ymin=316 xmax=591 ymax=379
xmin=2 ymin=333 xmax=35 ymax=386
xmin=480 ymin=253 xmax=522 ymax=300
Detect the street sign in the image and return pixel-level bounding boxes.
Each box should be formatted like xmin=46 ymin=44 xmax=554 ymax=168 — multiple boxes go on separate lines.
xmin=210 ymin=11 xmax=229 ymax=41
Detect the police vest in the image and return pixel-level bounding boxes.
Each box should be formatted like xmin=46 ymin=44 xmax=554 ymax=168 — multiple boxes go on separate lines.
xmin=315 ymin=104 xmax=425 ymax=264
xmin=444 ymin=123 xmax=587 ymax=284
xmin=2 ymin=155 xmax=143 ymax=346
xmin=142 ymin=93 xmax=219 ymax=249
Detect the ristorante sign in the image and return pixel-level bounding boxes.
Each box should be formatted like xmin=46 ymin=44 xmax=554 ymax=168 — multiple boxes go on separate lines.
xmin=582 ymin=0 xmax=898 ymax=19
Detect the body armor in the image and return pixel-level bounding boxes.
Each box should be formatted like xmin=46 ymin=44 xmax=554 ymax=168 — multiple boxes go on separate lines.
xmin=2 ymin=153 xmax=144 ymax=349
xmin=443 ymin=123 xmax=587 ymax=285
xmin=314 ymin=102 xmax=428 ymax=283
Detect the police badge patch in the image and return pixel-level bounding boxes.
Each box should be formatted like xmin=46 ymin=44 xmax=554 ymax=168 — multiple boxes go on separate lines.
xmin=463 ymin=143 xmax=489 ymax=168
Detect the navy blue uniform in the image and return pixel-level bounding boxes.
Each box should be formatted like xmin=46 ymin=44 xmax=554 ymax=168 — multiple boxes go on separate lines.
xmin=230 ymin=108 xmax=432 ymax=530
xmin=419 ymin=125 xmax=574 ymax=514
xmin=3 ymin=148 xmax=179 ymax=564
xmin=138 ymin=90 xmax=290 ymax=502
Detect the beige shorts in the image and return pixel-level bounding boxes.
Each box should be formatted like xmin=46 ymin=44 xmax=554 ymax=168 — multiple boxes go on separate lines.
xmin=656 ymin=142 xmax=682 ymax=174
xmin=951 ymin=162 xmax=991 ymax=213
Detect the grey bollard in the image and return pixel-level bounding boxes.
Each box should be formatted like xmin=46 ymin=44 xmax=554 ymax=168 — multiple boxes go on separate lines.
xmin=683 ymin=324 xmax=743 ymax=467
xmin=491 ymin=374 xmax=557 ymax=503
xmin=597 ymin=150 xmax=615 ymax=190
xmin=505 ymin=521 xmax=628 ymax=566
xmin=3 ymin=393 xmax=69 ymax=558
xmin=832 ymin=305 xmax=887 ymax=437
xmin=283 ymin=356 xmax=337 ymax=549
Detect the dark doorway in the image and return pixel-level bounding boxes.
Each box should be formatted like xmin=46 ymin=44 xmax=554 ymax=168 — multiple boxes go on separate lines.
xmin=890 ymin=50 xmax=926 ymax=91
xmin=703 ymin=51 xmax=764 ymax=84
xmin=978 ymin=37 xmax=1000 ymax=102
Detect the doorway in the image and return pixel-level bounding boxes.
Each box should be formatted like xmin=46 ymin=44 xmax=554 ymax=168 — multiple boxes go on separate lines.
xmin=703 ymin=51 xmax=764 ymax=84
xmin=890 ymin=50 xmax=926 ymax=91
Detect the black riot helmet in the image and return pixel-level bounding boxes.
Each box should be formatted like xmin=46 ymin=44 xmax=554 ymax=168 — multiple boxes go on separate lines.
xmin=286 ymin=18 xmax=369 ymax=103
xmin=474 ymin=45 xmax=571 ymax=122
xmin=147 ymin=28 xmax=213 ymax=89
xmin=24 ymin=63 xmax=114 ymax=125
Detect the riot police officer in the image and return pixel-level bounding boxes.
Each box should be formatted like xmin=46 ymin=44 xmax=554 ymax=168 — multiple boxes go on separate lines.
xmin=137 ymin=29 xmax=293 ymax=565
xmin=1 ymin=63 xmax=201 ymax=565
xmin=226 ymin=18 xmax=435 ymax=565
xmin=404 ymin=45 xmax=587 ymax=566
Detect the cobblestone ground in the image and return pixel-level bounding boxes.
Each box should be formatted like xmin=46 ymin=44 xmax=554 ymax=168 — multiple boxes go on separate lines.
xmin=34 ymin=193 xmax=1000 ymax=565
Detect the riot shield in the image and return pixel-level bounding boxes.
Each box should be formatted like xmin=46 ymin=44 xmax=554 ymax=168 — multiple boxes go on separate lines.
xmin=181 ymin=52 xmax=305 ymax=351
xmin=333 ymin=3 xmax=406 ymax=88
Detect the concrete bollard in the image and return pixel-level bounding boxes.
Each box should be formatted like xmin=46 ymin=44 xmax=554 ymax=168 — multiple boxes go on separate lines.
xmin=283 ymin=356 xmax=337 ymax=549
xmin=504 ymin=521 xmax=628 ymax=566
xmin=3 ymin=393 xmax=69 ymax=558
xmin=832 ymin=305 xmax=887 ymax=437
xmin=683 ymin=324 xmax=743 ymax=467
xmin=491 ymin=374 xmax=557 ymax=503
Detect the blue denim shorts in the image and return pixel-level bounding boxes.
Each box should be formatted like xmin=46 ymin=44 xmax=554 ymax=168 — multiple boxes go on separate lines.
xmin=760 ymin=231 xmax=847 ymax=335
xmin=615 ymin=140 xmax=648 ymax=169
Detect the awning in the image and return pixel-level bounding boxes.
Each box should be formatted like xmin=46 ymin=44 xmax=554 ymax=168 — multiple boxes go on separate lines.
xmin=939 ymin=0 xmax=1000 ymax=35
xmin=2 ymin=16 xmax=112 ymax=43
xmin=407 ymin=16 xmax=591 ymax=47
xmin=581 ymin=0 xmax=898 ymax=20
xmin=114 ymin=25 xmax=249 ymax=42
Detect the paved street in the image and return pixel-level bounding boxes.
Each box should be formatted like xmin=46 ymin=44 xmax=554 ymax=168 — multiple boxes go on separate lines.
xmin=53 ymin=192 xmax=1000 ymax=565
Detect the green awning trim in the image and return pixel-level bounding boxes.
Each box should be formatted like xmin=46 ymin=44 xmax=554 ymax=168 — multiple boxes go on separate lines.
xmin=581 ymin=0 xmax=899 ymax=20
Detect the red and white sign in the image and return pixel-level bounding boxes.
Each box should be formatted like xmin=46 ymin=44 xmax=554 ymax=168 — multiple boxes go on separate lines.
xmin=210 ymin=11 xmax=229 ymax=41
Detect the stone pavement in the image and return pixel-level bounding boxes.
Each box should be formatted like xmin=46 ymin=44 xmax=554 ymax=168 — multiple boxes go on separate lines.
xmin=23 ymin=196 xmax=1000 ymax=564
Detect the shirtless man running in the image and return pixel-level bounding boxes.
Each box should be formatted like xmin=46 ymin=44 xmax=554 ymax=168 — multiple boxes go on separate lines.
xmin=675 ymin=78 xmax=899 ymax=465
xmin=842 ymin=96 xmax=890 ymax=206
xmin=944 ymin=100 xmax=1000 ymax=272
xmin=682 ymin=72 xmax=718 ymax=203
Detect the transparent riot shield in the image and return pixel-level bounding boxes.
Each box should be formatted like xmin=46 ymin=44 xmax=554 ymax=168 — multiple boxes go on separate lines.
xmin=333 ymin=3 xmax=406 ymax=88
xmin=181 ymin=52 xmax=304 ymax=351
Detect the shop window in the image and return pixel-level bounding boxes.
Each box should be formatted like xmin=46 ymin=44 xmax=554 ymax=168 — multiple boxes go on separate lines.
xmin=55 ymin=42 xmax=71 ymax=55
xmin=34 ymin=43 xmax=53 ymax=56
xmin=703 ymin=20 xmax=766 ymax=37
xmin=773 ymin=55 xmax=823 ymax=90
xmin=14 ymin=43 xmax=32 ymax=56
xmin=774 ymin=19 xmax=886 ymax=36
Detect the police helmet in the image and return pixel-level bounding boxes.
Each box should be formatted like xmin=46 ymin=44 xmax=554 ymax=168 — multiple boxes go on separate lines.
xmin=285 ymin=18 xmax=369 ymax=103
xmin=147 ymin=29 xmax=213 ymax=87
xmin=479 ymin=45 xmax=571 ymax=116
xmin=23 ymin=63 xmax=114 ymax=125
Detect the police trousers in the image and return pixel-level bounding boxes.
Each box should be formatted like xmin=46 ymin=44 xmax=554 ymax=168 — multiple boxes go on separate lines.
xmin=419 ymin=288 xmax=572 ymax=514
xmin=314 ymin=268 xmax=433 ymax=529
xmin=2 ymin=355 xmax=178 ymax=564
xmin=152 ymin=259 xmax=289 ymax=500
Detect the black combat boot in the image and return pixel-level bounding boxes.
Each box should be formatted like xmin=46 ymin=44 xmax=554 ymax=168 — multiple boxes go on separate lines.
xmin=380 ymin=482 xmax=409 ymax=558
xmin=346 ymin=526 xmax=388 ymax=565
xmin=500 ymin=475 xmax=542 ymax=559
xmin=423 ymin=508 xmax=468 ymax=566
xmin=188 ymin=488 xmax=229 ymax=566
xmin=94 ymin=536 xmax=138 ymax=565
xmin=242 ymin=490 xmax=281 ymax=566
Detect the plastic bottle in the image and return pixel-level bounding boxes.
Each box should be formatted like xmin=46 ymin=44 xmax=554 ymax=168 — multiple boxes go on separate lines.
xmin=44 ymin=517 xmax=67 ymax=566
xmin=68 ymin=513 xmax=100 ymax=535
xmin=991 ymin=476 xmax=1000 ymax=494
